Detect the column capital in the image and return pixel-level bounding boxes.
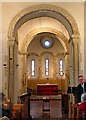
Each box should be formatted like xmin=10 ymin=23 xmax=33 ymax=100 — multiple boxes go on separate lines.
xmin=18 ymin=51 xmax=27 ymax=55
xmin=8 ymin=36 xmax=18 ymax=45
xmin=73 ymin=39 xmax=79 ymax=45
xmin=8 ymin=36 xmax=15 ymax=41
xmin=70 ymin=34 xmax=80 ymax=45
xmin=71 ymin=34 xmax=80 ymax=39
xmin=8 ymin=40 xmax=15 ymax=47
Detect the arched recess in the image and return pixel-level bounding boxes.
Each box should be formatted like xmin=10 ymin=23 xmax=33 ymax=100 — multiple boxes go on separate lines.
xmin=27 ymin=53 xmax=39 ymax=79
xmin=7 ymin=4 xmax=80 ymax=103
xmin=20 ymin=27 xmax=69 ymax=92
xmin=20 ymin=27 xmax=69 ymax=53
xmin=41 ymin=52 xmax=54 ymax=79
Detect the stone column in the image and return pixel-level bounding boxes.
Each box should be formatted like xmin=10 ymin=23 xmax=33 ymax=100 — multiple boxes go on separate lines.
xmin=22 ymin=53 xmax=27 ymax=92
xmin=53 ymin=55 xmax=56 ymax=79
xmin=38 ymin=55 xmax=41 ymax=79
xmin=65 ymin=53 xmax=70 ymax=91
xmin=68 ymin=35 xmax=79 ymax=118
xmin=8 ymin=38 xmax=15 ymax=103
xmin=72 ymin=35 xmax=79 ymax=86
xmin=69 ymin=37 xmax=75 ymax=87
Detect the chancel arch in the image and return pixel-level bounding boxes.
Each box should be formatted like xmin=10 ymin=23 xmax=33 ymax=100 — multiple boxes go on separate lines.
xmin=8 ymin=4 xmax=79 ymax=39
xmin=7 ymin=4 xmax=80 ymax=103
xmin=20 ymin=27 xmax=69 ymax=53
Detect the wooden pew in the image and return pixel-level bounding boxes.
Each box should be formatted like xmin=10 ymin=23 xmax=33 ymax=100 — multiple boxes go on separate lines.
xmin=12 ymin=104 xmax=24 ymax=120
xmin=19 ymin=92 xmax=32 ymax=120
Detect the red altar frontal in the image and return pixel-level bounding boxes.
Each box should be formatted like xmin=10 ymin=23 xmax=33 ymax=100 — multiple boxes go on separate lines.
xmin=37 ymin=83 xmax=58 ymax=95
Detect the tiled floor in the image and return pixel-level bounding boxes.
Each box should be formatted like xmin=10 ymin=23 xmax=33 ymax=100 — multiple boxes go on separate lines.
xmin=30 ymin=96 xmax=69 ymax=119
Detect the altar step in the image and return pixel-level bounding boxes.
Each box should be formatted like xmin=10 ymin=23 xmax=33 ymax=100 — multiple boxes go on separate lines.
xmin=32 ymin=118 xmax=70 ymax=120
xmin=30 ymin=94 xmax=61 ymax=101
xmin=30 ymin=98 xmax=69 ymax=119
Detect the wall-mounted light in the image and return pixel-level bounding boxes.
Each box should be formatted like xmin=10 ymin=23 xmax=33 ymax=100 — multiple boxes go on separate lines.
xmin=3 ymin=64 xmax=9 ymax=75
xmin=3 ymin=63 xmax=19 ymax=69
xmin=3 ymin=63 xmax=8 ymax=69
xmin=3 ymin=63 xmax=7 ymax=66
xmin=15 ymin=64 xmax=19 ymax=68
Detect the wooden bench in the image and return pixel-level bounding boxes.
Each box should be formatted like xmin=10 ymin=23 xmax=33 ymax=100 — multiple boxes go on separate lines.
xmin=11 ymin=104 xmax=24 ymax=120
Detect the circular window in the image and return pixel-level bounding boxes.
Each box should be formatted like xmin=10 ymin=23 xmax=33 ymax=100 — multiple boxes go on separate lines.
xmin=41 ymin=37 xmax=53 ymax=48
xmin=44 ymin=40 xmax=50 ymax=46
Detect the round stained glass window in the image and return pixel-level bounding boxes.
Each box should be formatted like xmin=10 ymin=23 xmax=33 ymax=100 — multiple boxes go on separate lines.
xmin=41 ymin=37 xmax=53 ymax=48
xmin=44 ymin=40 xmax=50 ymax=46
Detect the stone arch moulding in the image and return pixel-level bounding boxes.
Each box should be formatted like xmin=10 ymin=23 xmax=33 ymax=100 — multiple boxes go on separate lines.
xmin=27 ymin=53 xmax=39 ymax=58
xmin=8 ymin=4 xmax=79 ymax=40
xmin=20 ymin=27 xmax=69 ymax=54
xmin=41 ymin=51 xmax=54 ymax=57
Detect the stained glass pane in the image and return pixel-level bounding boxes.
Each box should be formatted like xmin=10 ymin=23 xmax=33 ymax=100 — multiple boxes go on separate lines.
xmin=31 ymin=59 xmax=35 ymax=76
xmin=59 ymin=59 xmax=63 ymax=76
xmin=45 ymin=58 xmax=49 ymax=76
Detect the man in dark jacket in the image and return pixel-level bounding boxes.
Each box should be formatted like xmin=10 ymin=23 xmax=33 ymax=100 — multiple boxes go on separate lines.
xmin=76 ymin=75 xmax=86 ymax=103
xmin=0 ymin=92 xmax=10 ymax=118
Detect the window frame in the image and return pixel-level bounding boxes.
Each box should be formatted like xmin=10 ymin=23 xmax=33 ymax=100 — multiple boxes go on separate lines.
xmin=31 ymin=59 xmax=35 ymax=77
xmin=59 ymin=59 xmax=64 ymax=76
xmin=45 ymin=58 xmax=49 ymax=76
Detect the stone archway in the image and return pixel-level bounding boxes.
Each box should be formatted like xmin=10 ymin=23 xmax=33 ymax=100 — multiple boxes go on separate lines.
xmin=20 ymin=27 xmax=69 ymax=92
xmin=7 ymin=4 xmax=80 ymax=103
xmin=8 ymin=4 xmax=79 ymax=39
xmin=20 ymin=27 xmax=69 ymax=53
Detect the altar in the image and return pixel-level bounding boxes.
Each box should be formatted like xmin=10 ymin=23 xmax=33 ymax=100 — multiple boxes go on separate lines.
xmin=37 ymin=83 xmax=58 ymax=95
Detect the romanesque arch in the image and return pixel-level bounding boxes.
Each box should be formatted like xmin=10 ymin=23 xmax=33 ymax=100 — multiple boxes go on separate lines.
xmin=7 ymin=4 xmax=80 ymax=103
xmin=20 ymin=27 xmax=69 ymax=53
xmin=8 ymin=4 xmax=79 ymax=39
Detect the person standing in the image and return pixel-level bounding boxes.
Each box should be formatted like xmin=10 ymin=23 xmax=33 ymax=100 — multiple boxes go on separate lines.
xmin=0 ymin=92 xmax=10 ymax=118
xmin=76 ymin=75 xmax=86 ymax=103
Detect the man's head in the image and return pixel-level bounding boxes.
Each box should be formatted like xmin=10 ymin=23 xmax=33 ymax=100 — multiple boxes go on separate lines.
xmin=78 ymin=75 xmax=85 ymax=84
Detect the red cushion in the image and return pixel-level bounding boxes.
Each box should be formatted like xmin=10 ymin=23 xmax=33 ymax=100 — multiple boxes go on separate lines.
xmin=77 ymin=102 xmax=86 ymax=111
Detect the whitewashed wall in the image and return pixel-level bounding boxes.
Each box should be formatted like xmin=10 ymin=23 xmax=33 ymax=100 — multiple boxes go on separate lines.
xmin=0 ymin=4 xmax=2 ymax=92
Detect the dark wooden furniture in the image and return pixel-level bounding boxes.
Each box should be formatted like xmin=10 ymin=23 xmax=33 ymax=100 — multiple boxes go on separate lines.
xmin=19 ymin=92 xmax=32 ymax=120
xmin=37 ymin=83 xmax=58 ymax=95
xmin=62 ymin=93 xmax=69 ymax=114
xmin=11 ymin=104 xmax=24 ymax=120
xmin=42 ymin=97 xmax=50 ymax=118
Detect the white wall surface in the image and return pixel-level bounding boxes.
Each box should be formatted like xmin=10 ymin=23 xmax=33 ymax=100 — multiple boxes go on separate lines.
xmin=0 ymin=3 xmax=2 ymax=92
